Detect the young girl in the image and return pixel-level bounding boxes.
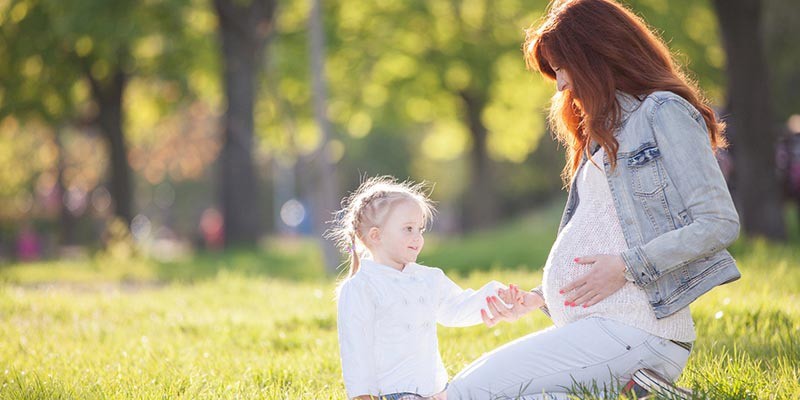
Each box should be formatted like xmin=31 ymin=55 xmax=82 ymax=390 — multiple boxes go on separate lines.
xmin=329 ymin=176 xmax=510 ymax=400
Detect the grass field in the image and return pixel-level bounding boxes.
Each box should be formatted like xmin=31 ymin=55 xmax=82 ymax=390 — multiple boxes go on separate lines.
xmin=1 ymin=203 xmax=799 ymax=399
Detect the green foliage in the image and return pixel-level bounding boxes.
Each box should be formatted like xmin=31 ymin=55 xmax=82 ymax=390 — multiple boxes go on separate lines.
xmin=626 ymin=0 xmax=725 ymax=102
xmin=0 ymin=0 xmax=210 ymax=124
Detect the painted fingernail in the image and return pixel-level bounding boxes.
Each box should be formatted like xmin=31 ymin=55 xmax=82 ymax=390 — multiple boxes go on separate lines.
xmin=574 ymin=258 xmax=579 ymax=262
xmin=582 ymin=304 xmax=588 ymax=308
xmin=559 ymin=290 xmax=565 ymax=294
xmin=564 ymin=301 xmax=569 ymax=306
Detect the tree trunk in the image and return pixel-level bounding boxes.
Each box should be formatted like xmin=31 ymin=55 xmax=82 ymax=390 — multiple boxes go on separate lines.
xmin=713 ymin=0 xmax=786 ymax=240
xmin=88 ymin=67 xmax=133 ymax=224
xmin=460 ymin=90 xmax=498 ymax=231
xmin=308 ymin=0 xmax=340 ymax=274
xmin=55 ymin=129 xmax=79 ymax=245
xmin=213 ymin=0 xmax=276 ymax=246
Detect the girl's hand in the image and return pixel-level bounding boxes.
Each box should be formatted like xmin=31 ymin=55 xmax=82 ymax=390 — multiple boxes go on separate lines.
xmin=560 ymin=254 xmax=627 ymax=308
xmin=497 ymin=284 xmax=524 ymax=305
xmin=480 ymin=286 xmax=544 ymax=327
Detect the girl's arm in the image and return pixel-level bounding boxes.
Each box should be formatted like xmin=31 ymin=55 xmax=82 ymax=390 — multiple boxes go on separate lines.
xmin=337 ymin=280 xmax=380 ymax=399
xmin=620 ymin=98 xmax=740 ymax=285
xmin=434 ymin=270 xmax=507 ymax=327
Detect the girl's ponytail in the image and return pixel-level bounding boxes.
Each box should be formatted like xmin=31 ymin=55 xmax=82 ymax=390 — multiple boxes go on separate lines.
xmin=348 ymin=234 xmax=360 ymax=278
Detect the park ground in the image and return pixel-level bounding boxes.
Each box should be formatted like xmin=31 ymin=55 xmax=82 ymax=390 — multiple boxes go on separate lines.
xmin=1 ymin=203 xmax=799 ymax=399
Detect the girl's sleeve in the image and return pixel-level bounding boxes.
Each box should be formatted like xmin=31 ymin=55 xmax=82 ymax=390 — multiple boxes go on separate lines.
xmin=435 ymin=270 xmax=505 ymax=327
xmin=337 ymin=280 xmax=379 ymax=399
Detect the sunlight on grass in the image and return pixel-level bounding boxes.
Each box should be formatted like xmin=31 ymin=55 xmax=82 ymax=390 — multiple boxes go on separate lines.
xmin=1 ymin=206 xmax=798 ymax=399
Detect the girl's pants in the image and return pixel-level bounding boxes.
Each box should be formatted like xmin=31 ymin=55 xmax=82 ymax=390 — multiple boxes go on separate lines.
xmin=446 ymin=317 xmax=691 ymax=400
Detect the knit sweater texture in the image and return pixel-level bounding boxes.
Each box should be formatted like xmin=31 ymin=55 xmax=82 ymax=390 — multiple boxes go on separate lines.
xmin=542 ymin=148 xmax=696 ymax=342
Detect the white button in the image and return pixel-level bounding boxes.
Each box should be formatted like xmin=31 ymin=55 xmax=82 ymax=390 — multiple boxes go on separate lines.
xmin=419 ymin=296 xmax=425 ymax=304
xmin=403 ymin=299 xmax=409 ymax=305
xmin=406 ymin=324 xmax=412 ymax=331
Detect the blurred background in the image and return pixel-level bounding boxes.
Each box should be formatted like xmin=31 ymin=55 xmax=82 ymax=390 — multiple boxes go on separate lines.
xmin=0 ymin=0 xmax=798 ymax=273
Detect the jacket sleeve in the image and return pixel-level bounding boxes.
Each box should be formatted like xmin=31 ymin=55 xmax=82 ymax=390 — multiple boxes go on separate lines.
xmin=337 ymin=279 xmax=379 ymax=398
xmin=620 ymin=98 xmax=740 ymax=286
xmin=435 ymin=270 xmax=505 ymax=327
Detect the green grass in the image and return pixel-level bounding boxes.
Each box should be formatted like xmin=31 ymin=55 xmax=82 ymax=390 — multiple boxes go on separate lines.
xmin=1 ymin=204 xmax=799 ymax=399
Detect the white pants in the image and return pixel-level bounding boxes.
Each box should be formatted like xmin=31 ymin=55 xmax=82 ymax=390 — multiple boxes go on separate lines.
xmin=446 ymin=317 xmax=691 ymax=400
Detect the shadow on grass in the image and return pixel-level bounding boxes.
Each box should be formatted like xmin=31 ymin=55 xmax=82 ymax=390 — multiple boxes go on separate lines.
xmin=153 ymin=238 xmax=329 ymax=284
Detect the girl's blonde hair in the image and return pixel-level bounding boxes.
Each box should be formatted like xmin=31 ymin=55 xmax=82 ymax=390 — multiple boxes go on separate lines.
xmin=327 ymin=176 xmax=435 ymax=279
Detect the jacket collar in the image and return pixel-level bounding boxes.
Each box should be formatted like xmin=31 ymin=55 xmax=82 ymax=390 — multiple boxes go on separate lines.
xmin=616 ymin=90 xmax=644 ymax=127
xmin=360 ymin=258 xmax=421 ymax=276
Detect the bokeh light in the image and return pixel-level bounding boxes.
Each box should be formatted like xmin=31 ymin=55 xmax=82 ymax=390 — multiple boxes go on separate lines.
xmin=280 ymin=199 xmax=306 ymax=228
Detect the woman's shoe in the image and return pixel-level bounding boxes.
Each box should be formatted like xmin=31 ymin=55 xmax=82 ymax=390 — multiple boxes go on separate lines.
xmin=623 ymin=368 xmax=693 ymax=399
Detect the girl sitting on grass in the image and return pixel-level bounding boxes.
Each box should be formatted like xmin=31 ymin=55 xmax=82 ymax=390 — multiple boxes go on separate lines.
xmin=328 ymin=176 xmax=513 ymax=400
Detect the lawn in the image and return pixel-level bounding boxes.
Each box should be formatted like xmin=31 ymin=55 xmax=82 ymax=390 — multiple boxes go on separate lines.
xmin=1 ymin=203 xmax=799 ymax=399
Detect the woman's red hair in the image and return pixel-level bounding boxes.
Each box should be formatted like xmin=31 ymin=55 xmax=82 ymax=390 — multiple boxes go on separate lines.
xmin=523 ymin=0 xmax=727 ymax=186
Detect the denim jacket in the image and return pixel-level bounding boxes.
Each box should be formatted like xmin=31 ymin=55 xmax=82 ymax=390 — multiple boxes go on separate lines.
xmin=555 ymin=91 xmax=741 ymax=319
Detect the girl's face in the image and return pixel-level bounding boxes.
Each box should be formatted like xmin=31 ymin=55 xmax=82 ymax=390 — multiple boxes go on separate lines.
xmin=554 ymin=66 xmax=573 ymax=92
xmin=367 ymin=199 xmax=426 ymax=270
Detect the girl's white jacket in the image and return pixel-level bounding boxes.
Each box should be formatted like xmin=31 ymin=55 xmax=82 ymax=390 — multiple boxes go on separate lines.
xmin=337 ymin=258 xmax=504 ymax=399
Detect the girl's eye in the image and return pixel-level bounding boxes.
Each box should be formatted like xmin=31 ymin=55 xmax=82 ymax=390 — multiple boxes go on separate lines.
xmin=405 ymin=226 xmax=413 ymax=232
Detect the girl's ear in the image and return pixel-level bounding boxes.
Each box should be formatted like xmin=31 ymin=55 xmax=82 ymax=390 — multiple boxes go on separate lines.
xmin=367 ymin=227 xmax=381 ymax=245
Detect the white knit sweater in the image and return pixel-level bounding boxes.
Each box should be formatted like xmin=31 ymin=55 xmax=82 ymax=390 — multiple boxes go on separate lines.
xmin=541 ymin=149 xmax=696 ymax=342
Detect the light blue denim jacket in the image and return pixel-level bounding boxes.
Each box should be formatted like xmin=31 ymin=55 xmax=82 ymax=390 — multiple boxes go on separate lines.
xmin=555 ymin=91 xmax=741 ymax=319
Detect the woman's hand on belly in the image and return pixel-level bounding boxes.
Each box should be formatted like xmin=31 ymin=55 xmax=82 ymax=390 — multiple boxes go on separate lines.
xmin=560 ymin=254 xmax=627 ymax=308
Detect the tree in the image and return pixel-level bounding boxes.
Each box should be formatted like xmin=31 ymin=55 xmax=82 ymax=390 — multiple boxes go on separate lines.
xmin=0 ymin=0 xmax=199 ymax=228
xmin=713 ymin=0 xmax=786 ymax=240
xmin=213 ymin=0 xmax=276 ymax=246
xmin=307 ymin=0 xmax=341 ymax=273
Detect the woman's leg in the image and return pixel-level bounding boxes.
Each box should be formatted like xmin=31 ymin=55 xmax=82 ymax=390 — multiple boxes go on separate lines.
xmin=446 ymin=317 xmax=691 ymax=400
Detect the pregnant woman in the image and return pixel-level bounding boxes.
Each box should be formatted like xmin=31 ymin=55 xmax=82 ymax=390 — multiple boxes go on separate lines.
xmin=444 ymin=0 xmax=741 ymax=398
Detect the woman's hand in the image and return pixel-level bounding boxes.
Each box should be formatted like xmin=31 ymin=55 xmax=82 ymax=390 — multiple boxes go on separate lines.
xmin=480 ymin=284 xmax=544 ymax=328
xmin=560 ymin=254 xmax=628 ymax=308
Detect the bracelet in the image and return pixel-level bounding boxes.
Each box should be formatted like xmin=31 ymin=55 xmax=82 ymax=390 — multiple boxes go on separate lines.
xmin=530 ymin=286 xmax=551 ymax=318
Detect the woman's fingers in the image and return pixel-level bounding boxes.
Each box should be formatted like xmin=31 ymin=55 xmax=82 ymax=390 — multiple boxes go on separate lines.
xmin=574 ymin=255 xmax=599 ymax=265
xmin=497 ymin=288 xmax=514 ymax=305
xmin=487 ymin=296 xmax=511 ymax=318
xmin=480 ymin=308 xmax=498 ymax=327
xmin=501 ymin=284 xmax=522 ymax=305
xmin=582 ymin=290 xmax=609 ymax=307
xmin=489 ymin=296 xmax=517 ymax=323
xmin=571 ymin=289 xmax=596 ymax=307
xmin=560 ymin=275 xmax=587 ymax=297
xmin=561 ymin=278 xmax=589 ymax=304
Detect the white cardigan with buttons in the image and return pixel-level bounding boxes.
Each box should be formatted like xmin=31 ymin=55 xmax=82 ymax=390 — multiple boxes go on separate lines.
xmin=337 ymin=258 xmax=505 ymax=398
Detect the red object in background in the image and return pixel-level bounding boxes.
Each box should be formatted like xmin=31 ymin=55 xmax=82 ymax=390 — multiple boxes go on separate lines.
xmin=16 ymin=225 xmax=41 ymax=262
xmin=200 ymin=208 xmax=224 ymax=250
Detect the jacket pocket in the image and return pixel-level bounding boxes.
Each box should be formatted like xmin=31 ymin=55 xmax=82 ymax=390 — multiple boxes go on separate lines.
xmin=628 ymin=144 xmax=668 ymax=197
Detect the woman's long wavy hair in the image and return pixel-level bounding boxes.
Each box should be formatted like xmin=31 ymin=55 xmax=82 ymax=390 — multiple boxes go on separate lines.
xmin=524 ymin=0 xmax=727 ymax=186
